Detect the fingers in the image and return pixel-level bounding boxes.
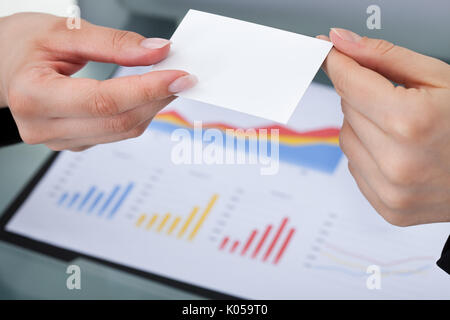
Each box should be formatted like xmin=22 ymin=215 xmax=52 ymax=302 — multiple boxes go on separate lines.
xmin=341 ymin=99 xmax=426 ymax=185
xmin=53 ymin=19 xmax=172 ymax=66
xmin=348 ymin=162 xmax=447 ymax=226
xmin=341 ymin=121 xmax=414 ymax=226
xmin=317 ymin=31 xmax=446 ymax=140
xmin=348 ymin=163 xmax=415 ymax=227
xmin=320 ymin=43 xmax=404 ymax=131
xmin=53 ymin=97 xmax=174 ymax=139
xmin=317 ymin=30 xmax=450 ymax=226
xmin=341 ymin=120 xmax=417 ymax=207
xmin=340 ymin=96 xmax=449 ymax=189
xmin=21 ymin=97 xmax=174 ymax=144
xmin=328 ymin=28 xmax=450 ymax=88
xmin=79 ymin=71 xmax=195 ymax=117
xmin=341 ymin=120 xmax=446 ymax=225
xmin=36 ymin=70 xmax=196 ymax=118
xmin=45 ymin=118 xmax=153 ymax=151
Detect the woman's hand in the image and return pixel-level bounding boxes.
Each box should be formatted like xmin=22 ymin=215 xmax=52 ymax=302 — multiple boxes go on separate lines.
xmin=0 ymin=13 xmax=197 ymax=151
xmin=318 ymin=28 xmax=450 ymax=227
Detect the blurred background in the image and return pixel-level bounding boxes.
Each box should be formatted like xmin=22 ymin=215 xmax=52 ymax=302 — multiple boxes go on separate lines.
xmin=80 ymin=0 xmax=450 ymax=61
xmin=0 ymin=0 xmax=449 ymax=299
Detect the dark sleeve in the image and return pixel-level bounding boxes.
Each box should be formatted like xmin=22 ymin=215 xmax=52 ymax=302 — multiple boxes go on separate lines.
xmin=437 ymin=235 xmax=450 ymax=275
xmin=0 ymin=107 xmax=22 ymax=147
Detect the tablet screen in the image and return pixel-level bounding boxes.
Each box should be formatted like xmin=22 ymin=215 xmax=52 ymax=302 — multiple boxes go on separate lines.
xmin=3 ymin=67 xmax=449 ymax=298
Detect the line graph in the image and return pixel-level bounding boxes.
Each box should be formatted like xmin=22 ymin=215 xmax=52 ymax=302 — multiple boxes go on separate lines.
xmin=323 ymin=242 xmax=435 ymax=267
xmin=150 ymin=110 xmax=342 ymax=173
xmin=315 ymin=249 xmax=433 ymax=277
xmin=306 ymin=240 xmax=436 ymax=277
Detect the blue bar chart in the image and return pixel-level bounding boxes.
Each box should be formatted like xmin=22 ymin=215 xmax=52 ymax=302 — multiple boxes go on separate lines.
xmin=57 ymin=182 xmax=134 ymax=219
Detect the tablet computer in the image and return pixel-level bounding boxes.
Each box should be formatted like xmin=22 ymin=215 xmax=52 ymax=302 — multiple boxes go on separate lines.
xmin=1 ymin=67 xmax=448 ymax=299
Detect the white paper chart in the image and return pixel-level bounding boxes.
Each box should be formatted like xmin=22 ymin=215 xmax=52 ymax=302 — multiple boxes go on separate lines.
xmin=5 ymin=67 xmax=450 ymax=299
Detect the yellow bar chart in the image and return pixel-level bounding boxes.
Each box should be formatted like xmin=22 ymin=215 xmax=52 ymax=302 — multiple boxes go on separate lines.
xmin=135 ymin=194 xmax=219 ymax=241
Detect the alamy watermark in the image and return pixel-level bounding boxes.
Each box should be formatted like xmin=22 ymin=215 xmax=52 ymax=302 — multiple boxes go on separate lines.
xmin=366 ymin=264 xmax=381 ymax=290
xmin=66 ymin=4 xmax=81 ymax=30
xmin=366 ymin=5 xmax=381 ymax=30
xmin=66 ymin=264 xmax=81 ymax=290
xmin=170 ymin=121 xmax=280 ymax=175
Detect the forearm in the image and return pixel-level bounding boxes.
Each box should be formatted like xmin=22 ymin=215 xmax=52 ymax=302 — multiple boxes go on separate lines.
xmin=0 ymin=78 xmax=5 ymax=106
xmin=0 ymin=87 xmax=6 ymax=107
xmin=0 ymin=16 xmax=8 ymax=107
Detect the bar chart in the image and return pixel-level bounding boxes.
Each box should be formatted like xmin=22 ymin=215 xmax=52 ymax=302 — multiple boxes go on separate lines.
xmin=218 ymin=217 xmax=296 ymax=265
xmin=134 ymin=194 xmax=219 ymax=241
xmin=7 ymin=77 xmax=450 ymax=299
xmin=57 ymin=182 xmax=134 ymax=219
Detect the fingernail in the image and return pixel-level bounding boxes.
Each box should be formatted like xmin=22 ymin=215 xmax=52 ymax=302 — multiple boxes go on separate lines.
xmin=330 ymin=28 xmax=362 ymax=43
xmin=168 ymin=74 xmax=198 ymax=93
xmin=140 ymin=38 xmax=171 ymax=49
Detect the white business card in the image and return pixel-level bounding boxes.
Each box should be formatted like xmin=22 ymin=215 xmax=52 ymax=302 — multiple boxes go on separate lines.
xmin=153 ymin=10 xmax=332 ymax=124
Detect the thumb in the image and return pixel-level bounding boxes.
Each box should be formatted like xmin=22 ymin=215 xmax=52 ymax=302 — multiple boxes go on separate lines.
xmin=328 ymin=28 xmax=449 ymax=88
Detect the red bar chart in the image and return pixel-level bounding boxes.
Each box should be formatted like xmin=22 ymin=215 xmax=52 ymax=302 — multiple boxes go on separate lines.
xmin=218 ymin=217 xmax=296 ymax=264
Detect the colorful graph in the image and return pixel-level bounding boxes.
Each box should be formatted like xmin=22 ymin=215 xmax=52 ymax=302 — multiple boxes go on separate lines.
xmin=57 ymin=182 xmax=134 ymax=219
xmin=150 ymin=111 xmax=342 ymax=173
xmin=135 ymin=194 xmax=219 ymax=241
xmin=307 ymin=241 xmax=435 ymax=277
xmin=219 ymin=217 xmax=296 ymax=265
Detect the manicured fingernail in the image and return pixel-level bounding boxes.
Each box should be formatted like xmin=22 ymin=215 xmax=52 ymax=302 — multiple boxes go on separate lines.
xmin=330 ymin=28 xmax=362 ymax=43
xmin=140 ymin=38 xmax=171 ymax=49
xmin=168 ymin=74 xmax=198 ymax=93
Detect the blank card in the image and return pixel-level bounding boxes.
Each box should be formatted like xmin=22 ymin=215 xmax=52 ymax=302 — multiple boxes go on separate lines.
xmin=153 ymin=10 xmax=332 ymax=124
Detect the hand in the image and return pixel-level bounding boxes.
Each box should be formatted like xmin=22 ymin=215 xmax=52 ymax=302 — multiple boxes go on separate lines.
xmin=0 ymin=13 xmax=197 ymax=151
xmin=318 ymin=28 xmax=450 ymax=226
